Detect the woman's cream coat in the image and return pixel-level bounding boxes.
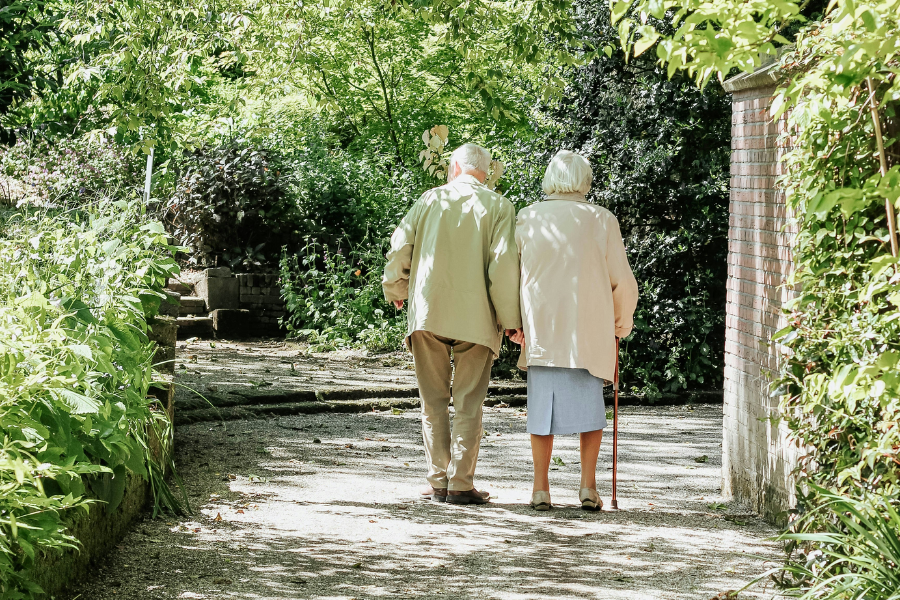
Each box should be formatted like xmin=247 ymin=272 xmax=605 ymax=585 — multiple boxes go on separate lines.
xmin=515 ymin=193 xmax=638 ymax=383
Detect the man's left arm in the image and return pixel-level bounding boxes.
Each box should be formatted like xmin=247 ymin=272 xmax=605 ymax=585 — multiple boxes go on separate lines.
xmin=488 ymin=200 xmax=522 ymax=330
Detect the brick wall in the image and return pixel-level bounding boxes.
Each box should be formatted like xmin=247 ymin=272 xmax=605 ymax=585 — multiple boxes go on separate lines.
xmin=237 ymin=273 xmax=286 ymax=328
xmin=722 ymin=80 xmax=798 ymax=522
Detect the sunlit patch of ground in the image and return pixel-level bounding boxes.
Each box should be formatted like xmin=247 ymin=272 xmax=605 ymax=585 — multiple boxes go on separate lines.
xmin=66 ymin=402 xmax=785 ymax=600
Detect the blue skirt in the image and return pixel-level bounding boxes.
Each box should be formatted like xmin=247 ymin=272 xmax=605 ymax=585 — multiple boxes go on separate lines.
xmin=526 ymin=366 xmax=607 ymax=435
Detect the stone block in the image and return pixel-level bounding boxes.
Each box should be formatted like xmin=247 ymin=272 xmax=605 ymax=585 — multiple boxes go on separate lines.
xmin=205 ymin=266 xmax=232 ymax=278
xmin=158 ymin=290 xmax=181 ymax=318
xmin=176 ymin=316 xmax=215 ymax=339
xmin=166 ymin=281 xmax=193 ymax=295
xmin=152 ymin=345 xmax=176 ymax=374
xmin=148 ymin=316 xmax=178 ymax=348
xmin=196 ymin=274 xmax=239 ymax=311
xmin=211 ymin=309 xmax=256 ymax=339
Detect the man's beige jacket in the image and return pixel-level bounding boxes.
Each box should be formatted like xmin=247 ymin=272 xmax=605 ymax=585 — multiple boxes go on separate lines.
xmin=515 ymin=193 xmax=639 ymax=383
xmin=382 ymin=174 xmax=522 ymax=356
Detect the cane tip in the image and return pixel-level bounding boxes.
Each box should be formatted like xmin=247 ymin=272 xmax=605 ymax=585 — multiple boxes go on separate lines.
xmin=610 ymin=500 xmax=619 ymax=510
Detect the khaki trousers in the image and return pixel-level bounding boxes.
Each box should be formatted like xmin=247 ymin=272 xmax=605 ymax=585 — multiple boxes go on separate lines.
xmin=409 ymin=330 xmax=493 ymax=491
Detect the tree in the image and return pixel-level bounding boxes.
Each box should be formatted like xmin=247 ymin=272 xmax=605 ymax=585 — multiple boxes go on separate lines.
xmin=0 ymin=1 xmax=59 ymax=143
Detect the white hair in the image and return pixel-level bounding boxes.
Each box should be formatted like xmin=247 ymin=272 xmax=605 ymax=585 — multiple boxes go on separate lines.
xmin=449 ymin=143 xmax=491 ymax=178
xmin=542 ymin=150 xmax=593 ymax=195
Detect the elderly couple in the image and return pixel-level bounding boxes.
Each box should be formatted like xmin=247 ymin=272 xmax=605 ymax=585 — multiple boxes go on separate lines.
xmin=382 ymin=143 xmax=638 ymax=511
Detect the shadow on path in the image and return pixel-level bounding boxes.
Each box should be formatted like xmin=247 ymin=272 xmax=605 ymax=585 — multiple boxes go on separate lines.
xmin=66 ymin=405 xmax=783 ymax=600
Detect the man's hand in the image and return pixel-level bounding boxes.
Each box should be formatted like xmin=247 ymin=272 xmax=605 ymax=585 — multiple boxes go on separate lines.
xmin=393 ymin=300 xmax=404 ymax=309
xmin=505 ymin=328 xmax=524 ymax=345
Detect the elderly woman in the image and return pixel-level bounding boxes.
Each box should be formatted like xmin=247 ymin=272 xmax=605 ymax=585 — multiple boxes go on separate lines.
xmin=511 ymin=150 xmax=638 ymax=511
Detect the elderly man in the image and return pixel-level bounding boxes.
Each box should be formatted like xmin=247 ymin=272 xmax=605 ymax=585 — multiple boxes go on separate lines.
xmin=383 ymin=143 xmax=521 ymax=505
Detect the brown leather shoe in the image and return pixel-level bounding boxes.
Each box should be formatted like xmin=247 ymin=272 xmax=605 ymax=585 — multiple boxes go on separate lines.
xmin=420 ymin=486 xmax=447 ymax=502
xmin=446 ymin=488 xmax=490 ymax=505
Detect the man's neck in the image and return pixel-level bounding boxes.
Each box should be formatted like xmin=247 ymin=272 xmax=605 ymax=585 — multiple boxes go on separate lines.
xmin=450 ymin=171 xmax=487 ymax=184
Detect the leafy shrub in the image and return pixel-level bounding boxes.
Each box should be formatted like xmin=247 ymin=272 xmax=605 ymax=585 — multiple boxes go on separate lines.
xmin=0 ymin=134 xmax=143 ymax=207
xmin=280 ymin=240 xmax=405 ymax=353
xmin=166 ymin=143 xmax=299 ymax=268
xmin=762 ymin=6 xmax=900 ymax=598
xmin=0 ymin=200 xmax=182 ymax=597
xmin=777 ymin=487 xmax=900 ymax=600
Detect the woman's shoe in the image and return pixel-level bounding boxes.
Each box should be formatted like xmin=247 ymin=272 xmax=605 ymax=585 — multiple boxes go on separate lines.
xmin=530 ymin=491 xmax=551 ymax=511
xmin=580 ymin=488 xmax=603 ymax=511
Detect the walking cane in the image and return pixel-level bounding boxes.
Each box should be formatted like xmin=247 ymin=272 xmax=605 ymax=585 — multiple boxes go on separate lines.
xmin=610 ymin=337 xmax=620 ymax=510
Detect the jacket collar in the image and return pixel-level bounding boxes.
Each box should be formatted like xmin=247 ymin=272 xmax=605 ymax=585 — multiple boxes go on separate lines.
xmin=451 ymin=173 xmax=486 ymax=187
xmin=545 ymin=192 xmax=588 ymax=202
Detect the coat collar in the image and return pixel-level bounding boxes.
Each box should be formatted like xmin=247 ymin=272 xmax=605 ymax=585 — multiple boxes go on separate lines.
xmin=451 ymin=173 xmax=486 ymax=187
xmin=545 ymin=192 xmax=588 ymax=202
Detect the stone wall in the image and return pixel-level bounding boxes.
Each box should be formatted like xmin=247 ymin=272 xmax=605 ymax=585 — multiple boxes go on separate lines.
xmin=722 ymin=69 xmax=799 ymax=523
xmin=237 ymin=273 xmax=286 ymax=329
xmin=27 ymin=317 xmax=177 ymax=595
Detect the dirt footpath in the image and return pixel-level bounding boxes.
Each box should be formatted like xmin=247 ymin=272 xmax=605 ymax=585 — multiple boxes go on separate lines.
xmin=66 ymin=398 xmax=785 ymax=599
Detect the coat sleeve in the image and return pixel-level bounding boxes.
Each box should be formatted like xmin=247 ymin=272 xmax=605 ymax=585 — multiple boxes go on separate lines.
xmin=382 ymin=199 xmax=421 ymax=302
xmin=605 ymin=215 xmax=639 ymax=338
xmin=488 ymin=200 xmax=522 ymax=330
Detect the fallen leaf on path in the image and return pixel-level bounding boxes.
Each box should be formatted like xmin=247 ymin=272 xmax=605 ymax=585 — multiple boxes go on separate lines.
xmin=236 ymin=510 xmax=244 ymax=514
xmin=213 ymin=513 xmax=222 ymax=522
xmin=369 ymin=520 xmax=377 ymax=523
xmin=351 ymin=563 xmax=362 ymax=569
xmin=710 ymin=592 xmax=738 ymax=600
xmin=694 ymin=455 xmax=709 ymax=463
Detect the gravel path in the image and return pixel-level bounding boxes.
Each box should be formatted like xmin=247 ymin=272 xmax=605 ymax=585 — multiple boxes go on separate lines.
xmin=66 ymin=402 xmax=785 ymax=600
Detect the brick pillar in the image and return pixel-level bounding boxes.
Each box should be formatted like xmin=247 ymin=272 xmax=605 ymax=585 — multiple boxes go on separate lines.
xmin=721 ymin=75 xmax=798 ymax=522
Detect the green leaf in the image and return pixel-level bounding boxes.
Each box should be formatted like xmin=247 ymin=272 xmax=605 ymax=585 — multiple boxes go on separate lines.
xmin=633 ymin=27 xmax=660 ymax=58
xmin=51 ymin=389 xmax=102 ymax=415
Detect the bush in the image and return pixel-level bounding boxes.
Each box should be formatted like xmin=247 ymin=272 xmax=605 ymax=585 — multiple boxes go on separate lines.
xmin=0 ymin=134 xmax=143 ymax=207
xmin=166 ymin=143 xmax=299 ymax=268
xmin=765 ymin=7 xmax=900 ymax=597
xmin=279 ymin=239 xmax=406 ymax=353
xmin=777 ymin=487 xmax=900 ymax=600
xmin=0 ymin=200 xmax=183 ymax=597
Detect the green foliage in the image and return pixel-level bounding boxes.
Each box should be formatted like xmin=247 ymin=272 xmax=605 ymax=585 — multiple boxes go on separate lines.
xmin=770 ymin=7 xmax=900 ymax=592
xmin=279 ymin=241 xmax=405 ymax=353
xmin=0 ymin=133 xmax=142 ymax=207
xmin=615 ymin=0 xmax=900 ymax=594
xmin=0 ymin=1 xmax=59 ymax=144
xmin=166 ymin=142 xmax=296 ymax=267
xmin=612 ymin=0 xmax=805 ymax=88
xmin=777 ymin=487 xmax=900 ymax=600
xmin=0 ymin=200 xmax=182 ymax=597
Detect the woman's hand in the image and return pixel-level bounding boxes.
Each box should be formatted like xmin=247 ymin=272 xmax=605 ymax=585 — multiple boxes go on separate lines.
xmin=505 ymin=328 xmax=525 ymax=345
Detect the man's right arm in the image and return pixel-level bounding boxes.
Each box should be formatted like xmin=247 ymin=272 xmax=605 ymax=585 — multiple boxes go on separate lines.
xmin=382 ymin=199 xmax=422 ymax=303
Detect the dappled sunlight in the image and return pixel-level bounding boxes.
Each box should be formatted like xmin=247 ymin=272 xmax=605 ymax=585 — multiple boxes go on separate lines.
xmin=66 ymin=404 xmax=784 ymax=600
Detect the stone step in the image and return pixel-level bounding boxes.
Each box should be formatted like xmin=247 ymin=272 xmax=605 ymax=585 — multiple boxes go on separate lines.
xmin=179 ymin=296 xmax=207 ymax=315
xmin=167 ymin=281 xmax=193 ymax=295
xmin=176 ymin=316 xmax=214 ymax=339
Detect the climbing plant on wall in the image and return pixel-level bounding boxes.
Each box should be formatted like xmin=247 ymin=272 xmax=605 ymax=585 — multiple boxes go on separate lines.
xmin=610 ymin=0 xmax=900 ymax=595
